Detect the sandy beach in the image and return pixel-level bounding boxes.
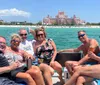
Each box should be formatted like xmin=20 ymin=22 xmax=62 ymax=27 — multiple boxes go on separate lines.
xmin=0 ymin=25 xmax=100 ymax=28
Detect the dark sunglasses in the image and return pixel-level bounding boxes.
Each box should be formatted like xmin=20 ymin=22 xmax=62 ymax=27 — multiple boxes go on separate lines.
xmin=78 ymin=34 xmax=85 ymax=39
xmin=20 ymin=33 xmax=27 ymax=36
xmin=37 ymin=34 xmax=44 ymax=37
xmin=12 ymin=40 xmax=21 ymax=43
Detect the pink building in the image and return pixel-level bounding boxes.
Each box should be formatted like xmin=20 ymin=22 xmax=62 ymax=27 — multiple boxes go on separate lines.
xmin=56 ymin=11 xmax=68 ymax=25
xmin=43 ymin=11 xmax=86 ymax=25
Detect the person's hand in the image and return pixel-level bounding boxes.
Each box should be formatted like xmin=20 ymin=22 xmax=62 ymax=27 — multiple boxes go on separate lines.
xmin=30 ymin=29 xmax=34 ymax=34
xmin=50 ymin=61 xmax=54 ymax=66
xmin=73 ymin=65 xmax=82 ymax=72
xmin=27 ymin=54 xmax=35 ymax=60
xmin=88 ymin=51 xmax=97 ymax=59
xmin=72 ymin=62 xmax=79 ymax=68
xmin=9 ymin=61 xmax=20 ymax=70
xmin=38 ymin=59 xmax=43 ymax=64
xmin=88 ymin=46 xmax=95 ymax=52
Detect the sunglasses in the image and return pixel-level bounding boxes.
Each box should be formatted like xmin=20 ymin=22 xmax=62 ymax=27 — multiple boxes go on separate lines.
xmin=20 ymin=33 xmax=27 ymax=36
xmin=37 ymin=34 xmax=44 ymax=37
xmin=12 ymin=40 xmax=21 ymax=43
xmin=78 ymin=34 xmax=85 ymax=39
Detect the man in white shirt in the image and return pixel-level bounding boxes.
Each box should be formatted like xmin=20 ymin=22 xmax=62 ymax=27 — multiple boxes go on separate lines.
xmin=18 ymin=29 xmax=38 ymax=65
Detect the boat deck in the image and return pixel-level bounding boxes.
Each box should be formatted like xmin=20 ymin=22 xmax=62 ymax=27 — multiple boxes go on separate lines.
xmin=52 ymin=72 xmax=61 ymax=85
xmin=52 ymin=72 xmax=95 ymax=85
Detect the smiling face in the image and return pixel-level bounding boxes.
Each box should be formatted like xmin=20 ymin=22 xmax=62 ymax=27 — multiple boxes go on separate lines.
xmin=0 ymin=37 xmax=6 ymax=53
xmin=19 ymin=29 xmax=27 ymax=41
xmin=36 ymin=31 xmax=45 ymax=41
xmin=78 ymin=31 xmax=87 ymax=43
xmin=11 ymin=38 xmax=21 ymax=48
xmin=10 ymin=34 xmax=21 ymax=49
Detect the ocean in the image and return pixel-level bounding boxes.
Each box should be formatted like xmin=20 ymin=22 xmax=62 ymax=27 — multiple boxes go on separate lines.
xmin=1 ymin=27 xmax=100 ymax=51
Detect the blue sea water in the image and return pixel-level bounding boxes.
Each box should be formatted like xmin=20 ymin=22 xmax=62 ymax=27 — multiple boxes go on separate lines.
xmin=0 ymin=27 xmax=100 ymax=51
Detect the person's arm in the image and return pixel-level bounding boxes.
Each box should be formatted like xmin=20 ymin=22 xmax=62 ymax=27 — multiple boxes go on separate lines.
xmin=21 ymin=50 xmax=35 ymax=60
xmin=58 ymin=49 xmax=77 ymax=53
xmin=92 ymin=55 xmax=100 ymax=63
xmin=58 ymin=46 xmax=82 ymax=53
xmin=78 ymin=54 xmax=90 ymax=65
xmin=88 ymin=39 xmax=99 ymax=52
xmin=0 ymin=62 xmax=19 ymax=74
xmin=0 ymin=66 xmax=12 ymax=74
xmin=50 ymin=40 xmax=57 ymax=62
xmin=88 ymin=51 xmax=100 ymax=63
xmin=30 ymin=29 xmax=36 ymax=40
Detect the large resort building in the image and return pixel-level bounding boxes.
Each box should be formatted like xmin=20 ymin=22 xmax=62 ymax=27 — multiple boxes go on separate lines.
xmin=43 ymin=11 xmax=86 ymax=25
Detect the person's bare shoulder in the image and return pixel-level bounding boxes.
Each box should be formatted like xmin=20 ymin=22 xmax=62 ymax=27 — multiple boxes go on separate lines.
xmin=90 ymin=38 xmax=97 ymax=42
xmin=90 ymin=38 xmax=99 ymax=45
xmin=5 ymin=46 xmax=10 ymax=51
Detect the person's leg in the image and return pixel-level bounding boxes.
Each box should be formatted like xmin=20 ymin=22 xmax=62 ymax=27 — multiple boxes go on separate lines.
xmin=16 ymin=72 xmax=36 ymax=85
xmin=65 ymin=61 xmax=78 ymax=75
xmin=26 ymin=66 xmax=45 ymax=85
xmin=78 ymin=64 xmax=100 ymax=78
xmin=50 ymin=61 xmax=64 ymax=84
xmin=64 ymin=64 xmax=100 ymax=85
xmin=39 ymin=63 xmax=54 ymax=85
xmin=64 ymin=69 xmax=80 ymax=85
xmin=76 ymin=76 xmax=85 ymax=85
xmin=76 ymin=76 xmax=93 ymax=85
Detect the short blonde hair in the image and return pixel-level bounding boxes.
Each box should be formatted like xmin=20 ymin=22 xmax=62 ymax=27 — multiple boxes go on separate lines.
xmin=11 ymin=33 xmax=21 ymax=41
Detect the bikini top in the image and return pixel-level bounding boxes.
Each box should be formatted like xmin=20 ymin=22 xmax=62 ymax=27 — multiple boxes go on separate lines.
xmin=4 ymin=51 xmax=23 ymax=65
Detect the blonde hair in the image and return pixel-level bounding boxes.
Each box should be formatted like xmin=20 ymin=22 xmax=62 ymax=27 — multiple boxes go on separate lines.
xmin=11 ymin=33 xmax=21 ymax=41
xmin=35 ymin=26 xmax=46 ymax=40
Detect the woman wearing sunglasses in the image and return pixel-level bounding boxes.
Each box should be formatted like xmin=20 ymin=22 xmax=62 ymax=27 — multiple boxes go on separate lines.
xmin=33 ymin=27 xmax=64 ymax=85
xmin=4 ymin=34 xmax=45 ymax=85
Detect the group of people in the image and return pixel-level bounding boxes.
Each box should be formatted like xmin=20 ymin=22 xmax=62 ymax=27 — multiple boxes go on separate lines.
xmin=0 ymin=30 xmax=45 ymax=85
xmin=0 ymin=27 xmax=63 ymax=85
xmin=0 ymin=27 xmax=100 ymax=85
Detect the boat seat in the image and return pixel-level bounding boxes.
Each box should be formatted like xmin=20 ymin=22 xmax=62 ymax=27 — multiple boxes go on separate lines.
xmin=55 ymin=52 xmax=82 ymax=83
xmin=55 ymin=52 xmax=83 ymax=67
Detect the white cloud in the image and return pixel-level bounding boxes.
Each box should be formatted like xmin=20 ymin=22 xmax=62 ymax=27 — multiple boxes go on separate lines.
xmin=0 ymin=8 xmax=31 ymax=17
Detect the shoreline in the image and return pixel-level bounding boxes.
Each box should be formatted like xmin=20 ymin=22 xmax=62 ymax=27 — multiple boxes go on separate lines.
xmin=0 ymin=25 xmax=100 ymax=28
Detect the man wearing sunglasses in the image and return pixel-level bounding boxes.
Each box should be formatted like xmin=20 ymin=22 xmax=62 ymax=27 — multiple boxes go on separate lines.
xmin=59 ymin=30 xmax=100 ymax=84
xmin=18 ymin=29 xmax=38 ymax=65
xmin=19 ymin=29 xmax=35 ymax=54
xmin=0 ymin=36 xmax=19 ymax=85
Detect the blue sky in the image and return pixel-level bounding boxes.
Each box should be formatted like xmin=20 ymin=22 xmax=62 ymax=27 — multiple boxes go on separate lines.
xmin=0 ymin=0 xmax=100 ymax=23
